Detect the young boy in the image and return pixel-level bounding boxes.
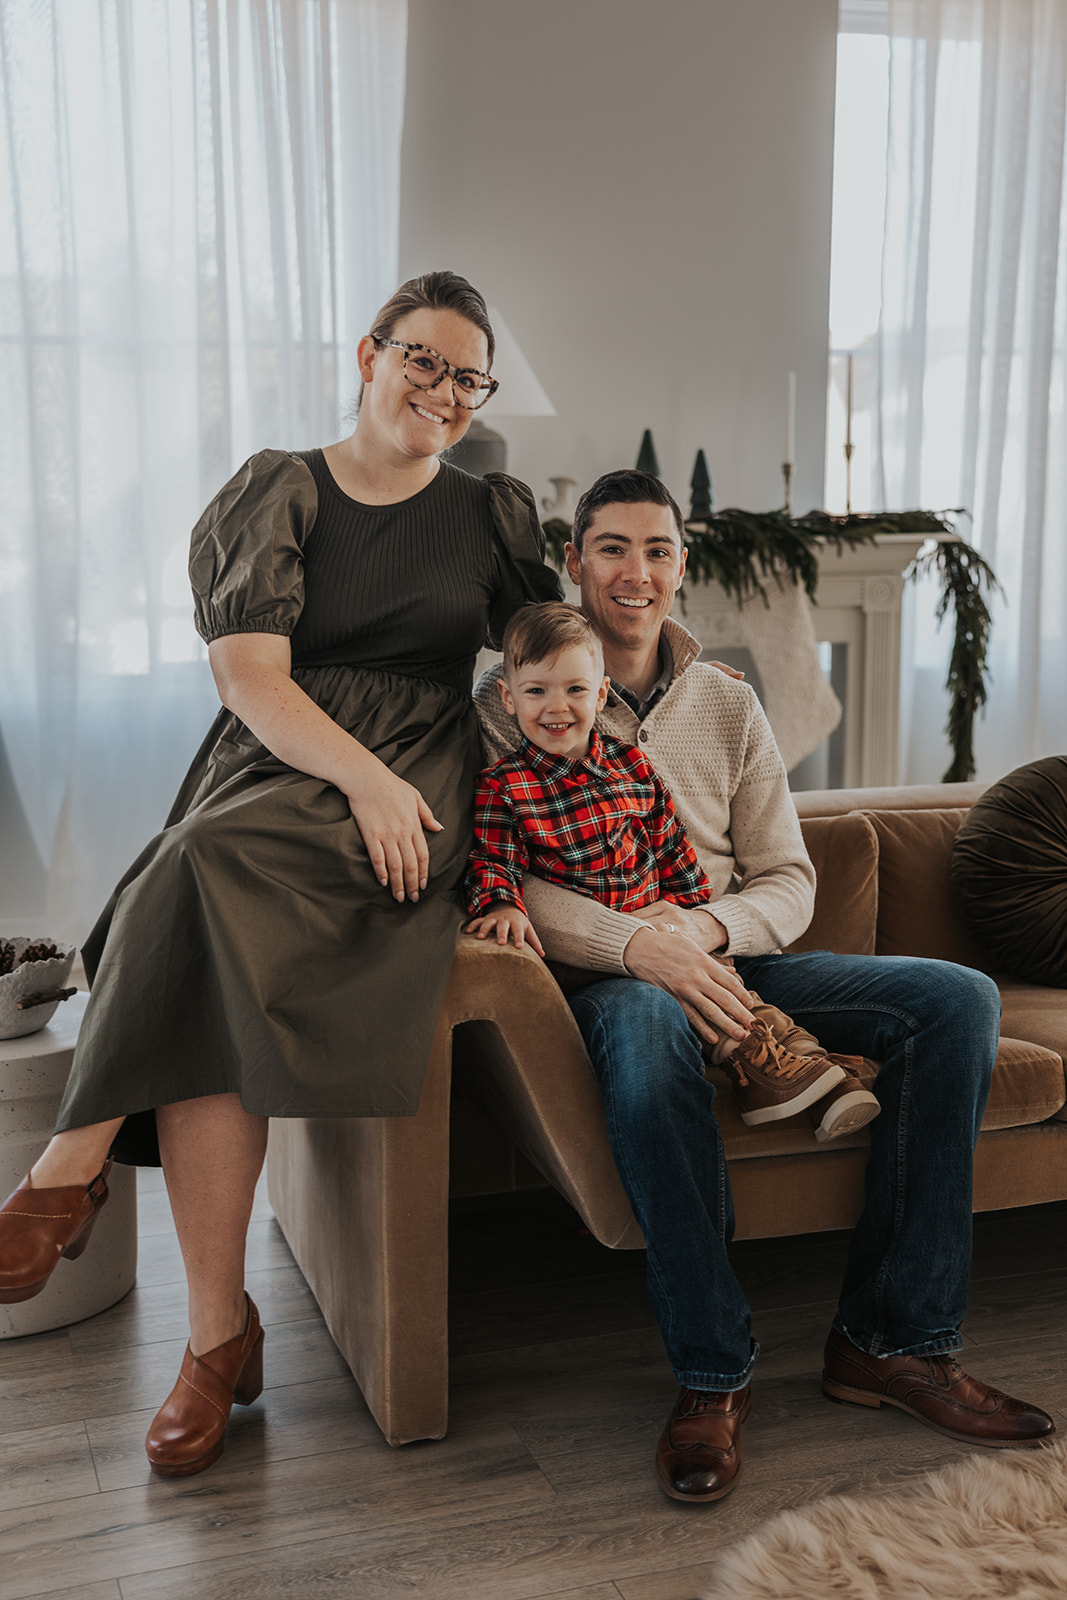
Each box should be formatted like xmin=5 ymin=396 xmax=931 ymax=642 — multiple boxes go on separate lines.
xmin=465 ymin=603 xmax=879 ymax=1138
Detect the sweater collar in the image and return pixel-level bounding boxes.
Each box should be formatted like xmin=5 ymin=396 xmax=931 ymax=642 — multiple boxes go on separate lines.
xmin=604 ymin=616 xmax=702 ymax=713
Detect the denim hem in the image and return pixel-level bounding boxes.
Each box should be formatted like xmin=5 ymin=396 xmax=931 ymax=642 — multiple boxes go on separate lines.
xmin=834 ymin=1317 xmax=962 ymax=1360
xmin=674 ymin=1343 xmax=759 ymax=1391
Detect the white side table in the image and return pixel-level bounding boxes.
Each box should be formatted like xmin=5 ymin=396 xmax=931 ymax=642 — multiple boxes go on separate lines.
xmin=0 ymin=991 xmax=137 ymax=1337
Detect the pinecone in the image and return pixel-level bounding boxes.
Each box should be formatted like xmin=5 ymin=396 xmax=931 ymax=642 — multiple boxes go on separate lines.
xmin=18 ymin=941 xmax=62 ymax=966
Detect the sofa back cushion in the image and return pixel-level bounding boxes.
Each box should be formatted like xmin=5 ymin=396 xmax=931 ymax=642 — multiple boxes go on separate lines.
xmin=790 ymin=812 xmax=879 ymax=956
xmin=861 ymin=807 xmax=992 ymax=969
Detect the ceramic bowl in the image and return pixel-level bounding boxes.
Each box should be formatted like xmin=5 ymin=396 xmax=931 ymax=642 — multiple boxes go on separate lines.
xmin=0 ymin=940 xmax=78 ymax=1040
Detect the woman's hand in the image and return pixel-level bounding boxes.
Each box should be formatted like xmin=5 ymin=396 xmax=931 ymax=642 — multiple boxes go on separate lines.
xmin=208 ymin=634 xmax=442 ymax=902
xmin=465 ymin=901 xmax=545 ymax=955
xmin=345 ymin=764 xmax=443 ymax=902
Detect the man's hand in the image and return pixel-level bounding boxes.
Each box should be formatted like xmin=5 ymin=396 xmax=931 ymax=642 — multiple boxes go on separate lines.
xmin=637 ymin=900 xmax=729 ymax=953
xmin=623 ymin=924 xmax=753 ymax=1048
xmin=465 ymin=902 xmax=546 ymax=956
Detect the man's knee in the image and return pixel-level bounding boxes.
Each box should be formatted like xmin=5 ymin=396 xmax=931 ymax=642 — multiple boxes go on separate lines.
xmin=927 ymin=962 xmax=1000 ymax=1035
xmin=903 ymin=961 xmax=999 ymax=1101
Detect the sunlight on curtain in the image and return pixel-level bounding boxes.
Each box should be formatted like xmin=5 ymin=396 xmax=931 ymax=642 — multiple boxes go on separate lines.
xmin=873 ymin=0 xmax=1067 ymax=782
xmin=0 ymin=0 xmax=407 ymax=937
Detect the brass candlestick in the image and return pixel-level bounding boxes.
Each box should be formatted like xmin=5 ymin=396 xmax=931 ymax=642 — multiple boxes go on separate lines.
xmin=844 ymin=442 xmax=855 ymax=515
xmin=781 ymin=460 xmax=794 ymax=516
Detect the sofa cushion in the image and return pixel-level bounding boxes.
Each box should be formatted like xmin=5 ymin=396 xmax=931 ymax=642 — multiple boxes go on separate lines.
xmin=861 ymin=808 xmax=992 ymax=969
xmin=997 ymin=979 xmax=1067 ymax=1120
xmin=981 ymin=1036 xmax=1066 ymax=1129
xmin=714 ymin=1029 xmax=1064 ymax=1160
xmin=790 ymin=812 xmax=879 ymax=956
xmin=949 ymin=755 xmax=1067 ymax=987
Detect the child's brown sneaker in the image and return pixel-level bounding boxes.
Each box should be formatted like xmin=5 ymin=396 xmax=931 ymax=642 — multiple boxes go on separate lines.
xmin=809 ymin=1063 xmax=881 ymax=1143
xmin=721 ymin=1018 xmax=846 ymax=1126
xmin=736 ymin=996 xmax=881 ymax=1142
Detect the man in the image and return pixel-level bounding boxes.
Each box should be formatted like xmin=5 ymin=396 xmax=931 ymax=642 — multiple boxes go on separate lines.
xmin=474 ymin=468 xmax=1055 ymax=1504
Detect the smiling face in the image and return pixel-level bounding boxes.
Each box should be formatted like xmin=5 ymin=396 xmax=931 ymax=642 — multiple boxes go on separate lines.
xmin=357 ymin=307 xmax=489 ymax=462
xmin=564 ymin=501 xmax=687 ymax=663
xmin=498 ymin=642 xmax=610 ymax=761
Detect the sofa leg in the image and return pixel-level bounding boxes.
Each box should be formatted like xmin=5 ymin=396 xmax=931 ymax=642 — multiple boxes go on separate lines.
xmin=267 ymin=1016 xmax=453 ymax=1446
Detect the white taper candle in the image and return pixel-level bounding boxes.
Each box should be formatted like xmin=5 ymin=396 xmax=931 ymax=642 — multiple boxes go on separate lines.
xmin=845 ymin=353 xmax=854 ymax=449
xmin=786 ymin=371 xmax=796 ymax=466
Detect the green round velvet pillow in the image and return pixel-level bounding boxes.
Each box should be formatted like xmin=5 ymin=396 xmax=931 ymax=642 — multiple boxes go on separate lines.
xmin=949 ymin=755 xmax=1067 ymax=986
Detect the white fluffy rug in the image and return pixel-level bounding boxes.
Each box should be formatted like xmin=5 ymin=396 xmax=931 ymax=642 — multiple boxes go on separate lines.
xmin=700 ymin=1440 xmax=1067 ymax=1599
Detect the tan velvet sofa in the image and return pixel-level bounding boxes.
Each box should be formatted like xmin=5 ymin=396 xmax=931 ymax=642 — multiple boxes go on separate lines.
xmin=267 ymin=781 xmax=1067 ymax=1445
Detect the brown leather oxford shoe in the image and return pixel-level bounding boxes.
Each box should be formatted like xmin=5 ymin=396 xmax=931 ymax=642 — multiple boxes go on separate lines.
xmin=0 ymin=1159 xmax=112 ymax=1303
xmin=822 ymin=1327 xmax=1056 ymax=1447
xmin=146 ymin=1294 xmax=264 ymax=1477
xmin=655 ymin=1383 xmax=751 ymax=1502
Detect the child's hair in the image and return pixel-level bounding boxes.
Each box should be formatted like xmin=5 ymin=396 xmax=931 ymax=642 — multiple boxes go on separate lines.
xmin=502 ymin=603 xmax=605 ymax=677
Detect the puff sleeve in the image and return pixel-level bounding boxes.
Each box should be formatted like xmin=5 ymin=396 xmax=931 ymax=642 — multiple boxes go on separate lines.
xmin=483 ymin=472 xmax=564 ymax=648
xmin=189 ymin=450 xmax=319 ymax=643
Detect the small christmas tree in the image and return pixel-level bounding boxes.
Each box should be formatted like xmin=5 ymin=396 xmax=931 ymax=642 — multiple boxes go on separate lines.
xmin=635 ymin=429 xmax=661 ymax=477
xmin=689 ymin=450 xmax=714 ymax=519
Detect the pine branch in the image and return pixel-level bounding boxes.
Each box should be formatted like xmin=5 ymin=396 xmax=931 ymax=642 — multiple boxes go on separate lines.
xmin=905 ymin=537 xmax=1002 ymax=782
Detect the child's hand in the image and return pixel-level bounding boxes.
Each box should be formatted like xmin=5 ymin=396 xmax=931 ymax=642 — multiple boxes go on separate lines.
xmin=465 ymin=902 xmax=546 ymax=955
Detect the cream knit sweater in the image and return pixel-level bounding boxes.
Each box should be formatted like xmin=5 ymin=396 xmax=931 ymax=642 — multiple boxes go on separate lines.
xmin=473 ymin=617 xmax=816 ymax=972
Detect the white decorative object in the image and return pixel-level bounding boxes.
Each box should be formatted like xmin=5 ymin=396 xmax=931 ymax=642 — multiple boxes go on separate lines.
xmin=785 ymin=370 xmax=796 ymax=466
xmin=0 ymin=940 xmax=77 ymax=1040
xmin=542 ymin=476 xmax=579 ymax=520
xmin=677 ymin=535 xmax=930 ymax=786
xmin=0 ymin=992 xmax=137 ymax=1337
xmin=736 ymin=578 xmax=842 ymax=773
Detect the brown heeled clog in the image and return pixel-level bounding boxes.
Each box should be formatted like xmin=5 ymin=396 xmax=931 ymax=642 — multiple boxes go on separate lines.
xmin=145 ymin=1294 xmax=264 ymax=1477
xmin=0 ymin=1158 xmax=113 ymax=1303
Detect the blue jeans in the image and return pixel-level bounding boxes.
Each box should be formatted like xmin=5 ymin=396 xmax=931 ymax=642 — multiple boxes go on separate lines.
xmin=567 ymin=951 xmax=999 ymax=1390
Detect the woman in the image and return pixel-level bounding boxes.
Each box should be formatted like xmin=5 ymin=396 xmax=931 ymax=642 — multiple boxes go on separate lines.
xmin=0 ymin=271 xmax=561 ymax=1476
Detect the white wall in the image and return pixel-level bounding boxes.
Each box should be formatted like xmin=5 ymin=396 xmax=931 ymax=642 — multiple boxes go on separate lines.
xmin=400 ymin=0 xmax=839 ymax=517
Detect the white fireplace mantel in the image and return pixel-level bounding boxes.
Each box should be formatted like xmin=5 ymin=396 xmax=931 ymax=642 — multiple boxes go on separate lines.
xmin=676 ymin=535 xmax=938 ymax=789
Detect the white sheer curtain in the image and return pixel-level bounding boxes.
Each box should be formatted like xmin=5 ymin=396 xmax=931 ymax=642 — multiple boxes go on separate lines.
xmin=874 ymin=0 xmax=1067 ymax=782
xmin=0 ymin=0 xmax=406 ymax=939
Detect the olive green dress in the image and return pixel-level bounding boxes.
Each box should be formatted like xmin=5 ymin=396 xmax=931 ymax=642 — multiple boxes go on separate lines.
xmin=56 ymin=449 xmax=561 ymax=1163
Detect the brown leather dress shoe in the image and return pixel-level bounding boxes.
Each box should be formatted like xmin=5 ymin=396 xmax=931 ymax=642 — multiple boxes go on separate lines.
xmin=655 ymin=1384 xmax=751 ymax=1501
xmin=822 ymin=1327 xmax=1056 ymax=1447
xmin=0 ymin=1159 xmax=113 ymax=1303
xmin=146 ymin=1294 xmax=264 ymax=1477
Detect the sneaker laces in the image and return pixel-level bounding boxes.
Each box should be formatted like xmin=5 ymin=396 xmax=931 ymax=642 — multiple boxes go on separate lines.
xmin=772 ymin=1020 xmax=868 ymax=1078
xmin=731 ymin=1018 xmax=821 ymax=1085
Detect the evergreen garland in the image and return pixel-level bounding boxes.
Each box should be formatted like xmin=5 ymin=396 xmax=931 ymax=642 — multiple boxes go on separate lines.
xmin=541 ymin=507 xmax=1001 ymax=784
xmin=906 ymin=535 xmax=1001 ymax=783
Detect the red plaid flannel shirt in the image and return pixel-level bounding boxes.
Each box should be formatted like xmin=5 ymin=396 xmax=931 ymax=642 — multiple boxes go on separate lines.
xmin=465 ymin=730 xmax=712 ymax=917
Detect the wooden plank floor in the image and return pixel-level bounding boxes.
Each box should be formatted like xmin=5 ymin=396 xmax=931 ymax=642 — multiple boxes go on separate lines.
xmin=2 ymin=1171 xmax=1064 ymax=1600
